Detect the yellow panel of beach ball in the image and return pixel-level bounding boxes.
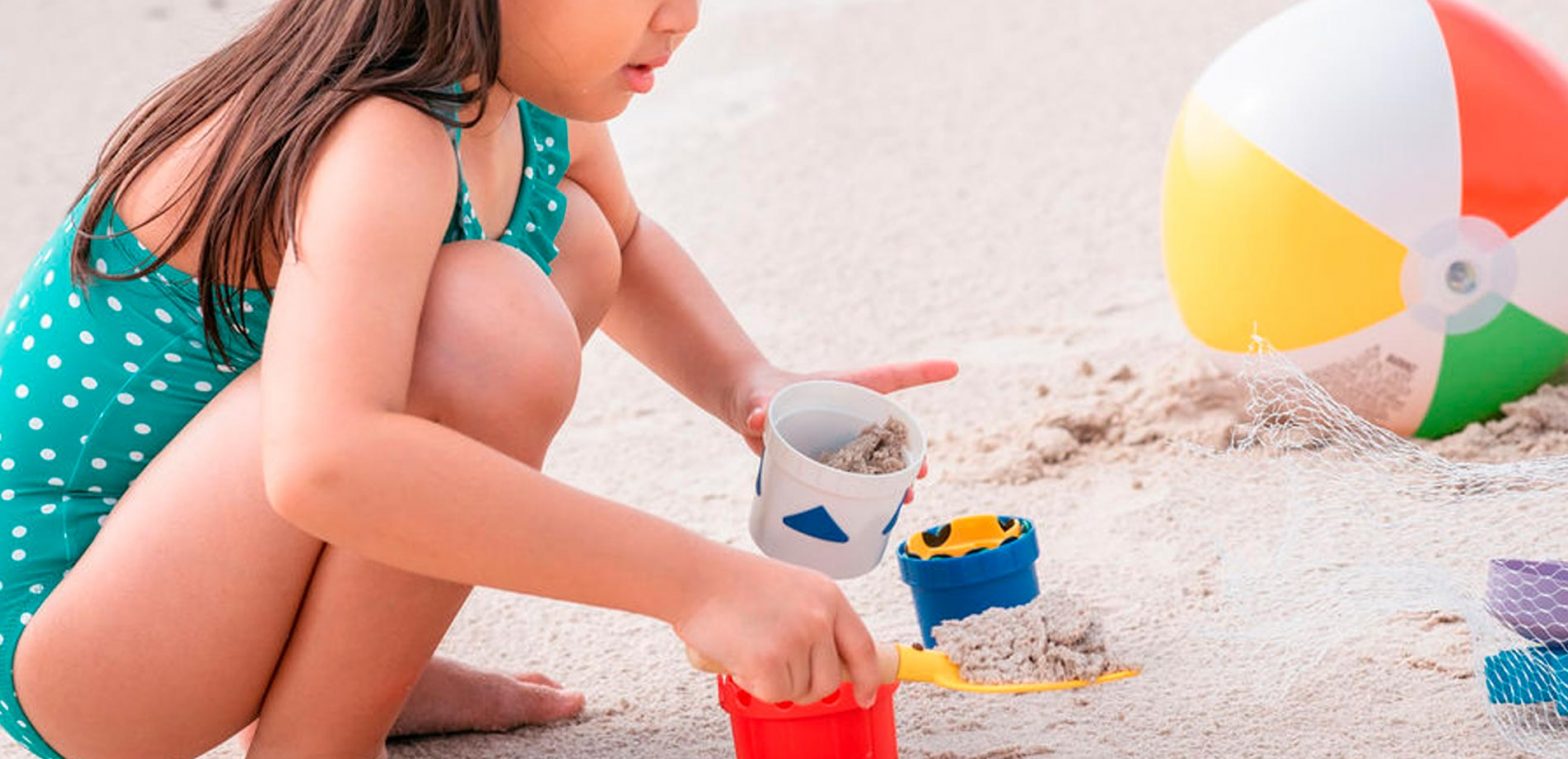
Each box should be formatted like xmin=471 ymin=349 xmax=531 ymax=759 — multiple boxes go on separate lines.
xmin=1161 ymin=0 xmax=1568 ymax=438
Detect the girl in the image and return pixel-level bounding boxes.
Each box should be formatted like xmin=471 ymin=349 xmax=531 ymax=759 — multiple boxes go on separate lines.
xmin=0 ymin=1 xmax=957 ymax=757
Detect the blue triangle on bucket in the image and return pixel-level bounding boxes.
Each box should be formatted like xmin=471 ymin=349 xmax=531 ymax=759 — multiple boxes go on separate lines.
xmin=754 ymin=453 xmax=764 ymax=497
xmin=881 ymin=501 xmax=903 ymax=535
xmin=782 ymin=506 xmax=850 ymax=544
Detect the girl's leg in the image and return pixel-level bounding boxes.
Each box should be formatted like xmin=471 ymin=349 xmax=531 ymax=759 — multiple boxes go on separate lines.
xmin=246 ymin=240 xmax=593 ymax=756
xmin=12 ymin=240 xmax=595 ymax=759
xmin=250 ymin=180 xmax=625 ymax=749
xmin=245 ymin=177 xmax=624 ymax=747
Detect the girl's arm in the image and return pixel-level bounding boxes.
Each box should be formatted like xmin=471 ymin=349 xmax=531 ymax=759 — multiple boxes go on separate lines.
xmin=263 ymin=99 xmax=707 ymax=621
xmin=567 ymin=123 xmax=957 ymax=452
xmin=565 ymin=121 xmax=768 ymax=429
xmin=260 ymin=99 xmax=882 ymax=706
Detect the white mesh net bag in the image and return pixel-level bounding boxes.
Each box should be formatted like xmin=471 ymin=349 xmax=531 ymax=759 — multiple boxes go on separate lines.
xmin=1191 ymin=340 xmax=1568 ymax=758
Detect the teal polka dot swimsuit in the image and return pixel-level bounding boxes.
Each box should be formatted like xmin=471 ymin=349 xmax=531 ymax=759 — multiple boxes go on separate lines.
xmin=0 ymin=98 xmax=569 ymax=758
xmin=445 ymin=102 xmax=572 ymax=272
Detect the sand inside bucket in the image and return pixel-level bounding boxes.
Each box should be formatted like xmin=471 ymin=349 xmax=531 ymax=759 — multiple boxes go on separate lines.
xmin=932 ymin=595 xmax=1129 ymax=685
xmin=818 ymin=417 xmax=910 ymax=474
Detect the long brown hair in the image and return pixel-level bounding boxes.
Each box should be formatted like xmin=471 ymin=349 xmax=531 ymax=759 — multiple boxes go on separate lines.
xmin=72 ymin=0 xmax=500 ymax=359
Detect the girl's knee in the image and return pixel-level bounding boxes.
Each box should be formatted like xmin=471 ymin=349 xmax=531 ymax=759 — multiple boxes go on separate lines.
xmin=409 ymin=241 xmax=581 ymax=456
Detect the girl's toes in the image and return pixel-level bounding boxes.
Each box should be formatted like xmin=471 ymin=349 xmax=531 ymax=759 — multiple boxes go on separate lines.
xmin=515 ymin=672 xmax=564 ymax=689
xmin=508 ymin=682 xmax=585 ymax=724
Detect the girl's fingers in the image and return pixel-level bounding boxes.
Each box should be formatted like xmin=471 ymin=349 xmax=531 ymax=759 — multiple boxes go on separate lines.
xmin=835 ymin=359 xmax=959 ymax=395
xmin=733 ymin=673 xmax=773 ymax=704
xmin=807 ymin=639 xmax=841 ymax=704
xmin=742 ymin=659 xmax=794 ymax=705
xmin=902 ymin=460 xmax=927 ymax=503
xmin=835 ymin=606 xmax=882 ymax=709
xmin=784 ymin=649 xmax=807 ymax=704
xmin=742 ymin=407 xmax=765 ymax=454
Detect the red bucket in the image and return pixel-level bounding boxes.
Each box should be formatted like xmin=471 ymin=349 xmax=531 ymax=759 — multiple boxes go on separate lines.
xmin=717 ymin=676 xmax=899 ymax=759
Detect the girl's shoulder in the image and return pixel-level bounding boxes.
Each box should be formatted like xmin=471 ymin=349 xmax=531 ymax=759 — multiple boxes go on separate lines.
xmin=327 ymin=96 xmax=457 ymax=163
xmin=296 ymin=96 xmax=460 ymax=248
xmin=304 ymin=95 xmax=460 ymax=208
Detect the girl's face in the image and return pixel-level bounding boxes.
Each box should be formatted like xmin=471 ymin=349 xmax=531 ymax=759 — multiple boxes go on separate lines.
xmin=498 ymin=0 xmax=700 ymax=122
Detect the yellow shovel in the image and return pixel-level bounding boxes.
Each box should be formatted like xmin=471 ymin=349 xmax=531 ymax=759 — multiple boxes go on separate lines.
xmin=691 ymin=643 xmax=1139 ymax=694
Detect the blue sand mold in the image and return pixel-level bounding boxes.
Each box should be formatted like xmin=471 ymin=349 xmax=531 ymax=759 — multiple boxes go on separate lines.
xmin=1484 ymin=647 xmax=1568 ymax=713
xmin=897 ymin=517 xmax=1041 ymax=648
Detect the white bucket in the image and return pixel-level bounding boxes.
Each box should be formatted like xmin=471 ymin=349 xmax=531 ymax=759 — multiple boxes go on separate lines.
xmin=749 ymin=381 xmax=926 ymax=579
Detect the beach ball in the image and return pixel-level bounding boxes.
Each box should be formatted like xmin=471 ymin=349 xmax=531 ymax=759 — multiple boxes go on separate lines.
xmin=1162 ymin=0 xmax=1568 ymax=437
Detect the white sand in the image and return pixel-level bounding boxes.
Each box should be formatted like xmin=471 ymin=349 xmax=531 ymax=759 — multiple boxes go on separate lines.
xmin=821 ymin=418 xmax=910 ymax=474
xmin=3 ymin=0 xmax=1567 ymax=757
xmin=933 ymin=595 xmax=1124 ymax=685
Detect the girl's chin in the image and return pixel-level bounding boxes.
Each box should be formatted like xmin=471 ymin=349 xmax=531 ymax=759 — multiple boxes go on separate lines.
xmin=535 ymin=89 xmax=634 ymax=124
xmin=595 ymin=92 xmax=637 ymax=120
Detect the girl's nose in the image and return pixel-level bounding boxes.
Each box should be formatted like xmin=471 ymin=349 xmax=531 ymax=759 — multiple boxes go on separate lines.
xmin=652 ymin=0 xmax=700 ymax=36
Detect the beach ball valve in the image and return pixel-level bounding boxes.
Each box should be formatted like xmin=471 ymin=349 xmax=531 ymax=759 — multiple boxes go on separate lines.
xmin=1162 ymin=0 xmax=1568 ymax=437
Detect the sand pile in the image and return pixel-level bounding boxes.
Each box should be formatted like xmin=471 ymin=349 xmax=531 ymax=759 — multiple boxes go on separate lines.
xmin=932 ymin=595 xmax=1128 ymax=685
xmin=1424 ymin=380 xmax=1568 ymax=463
xmin=943 ymin=357 xmax=1250 ymax=486
xmin=819 ymin=417 xmax=909 ymax=474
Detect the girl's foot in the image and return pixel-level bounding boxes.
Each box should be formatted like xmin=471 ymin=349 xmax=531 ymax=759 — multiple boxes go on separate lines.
xmin=235 ymin=656 xmax=584 ymax=749
xmin=389 ymin=655 xmax=585 ymax=736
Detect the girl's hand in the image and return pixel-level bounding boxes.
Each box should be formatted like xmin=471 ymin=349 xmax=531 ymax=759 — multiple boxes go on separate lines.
xmin=728 ymin=359 xmax=959 ymax=502
xmin=675 ymin=551 xmax=883 ymax=708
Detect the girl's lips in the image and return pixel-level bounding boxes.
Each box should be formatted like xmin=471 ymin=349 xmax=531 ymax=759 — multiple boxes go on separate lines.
xmin=621 ymin=64 xmax=656 ymax=94
xmin=621 ymin=53 xmax=670 ymax=95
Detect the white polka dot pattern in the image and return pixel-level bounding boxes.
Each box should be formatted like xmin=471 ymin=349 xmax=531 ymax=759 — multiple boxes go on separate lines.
xmin=443 ymin=98 xmax=570 ymax=274
xmin=0 ymin=195 xmax=274 ymax=750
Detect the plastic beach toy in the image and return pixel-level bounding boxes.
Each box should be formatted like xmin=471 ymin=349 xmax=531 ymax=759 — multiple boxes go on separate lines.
xmin=750 ymin=381 xmax=926 ymax=579
xmin=877 ymin=643 xmax=1138 ymax=695
xmin=698 ymin=643 xmax=1138 ymax=698
xmin=1163 ymin=0 xmax=1568 ymax=437
xmin=1486 ymin=558 xmax=1568 ymax=647
xmin=1483 ymin=559 xmax=1568 ymax=716
xmin=897 ymin=514 xmax=1040 ymax=647
xmin=1483 ymin=647 xmax=1568 ymax=716
xmin=718 ymin=677 xmax=899 ymax=759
